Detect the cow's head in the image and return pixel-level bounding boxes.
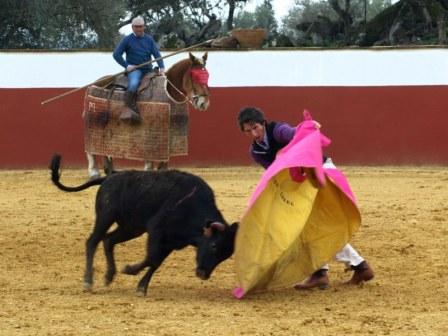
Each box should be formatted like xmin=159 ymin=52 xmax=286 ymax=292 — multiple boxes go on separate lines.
xmin=195 ymin=220 xmax=239 ymax=280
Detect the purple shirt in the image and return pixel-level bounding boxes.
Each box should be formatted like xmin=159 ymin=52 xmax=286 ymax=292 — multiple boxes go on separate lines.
xmin=250 ymin=122 xmax=296 ymax=169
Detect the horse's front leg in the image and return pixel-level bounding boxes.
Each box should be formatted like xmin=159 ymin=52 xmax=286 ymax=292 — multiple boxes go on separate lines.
xmin=143 ymin=161 xmax=168 ymax=171
xmin=143 ymin=161 xmax=152 ymax=171
xmin=103 ymin=156 xmax=115 ymax=175
xmin=86 ymin=152 xmax=101 ymax=180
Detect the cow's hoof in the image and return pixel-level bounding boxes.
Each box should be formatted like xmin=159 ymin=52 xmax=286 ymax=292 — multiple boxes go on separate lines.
xmin=122 ymin=264 xmax=139 ymax=275
xmin=83 ymin=281 xmax=93 ymax=292
xmin=136 ymin=287 xmax=147 ymax=297
xmin=104 ymin=274 xmax=114 ymax=286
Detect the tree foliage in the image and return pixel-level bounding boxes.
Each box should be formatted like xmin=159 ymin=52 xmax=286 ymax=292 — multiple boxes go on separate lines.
xmin=361 ymin=0 xmax=448 ymax=46
xmin=0 ymin=0 xmax=125 ymax=48
xmin=281 ymin=0 xmax=392 ymax=46
xmin=1 ymin=0 xmax=447 ymax=49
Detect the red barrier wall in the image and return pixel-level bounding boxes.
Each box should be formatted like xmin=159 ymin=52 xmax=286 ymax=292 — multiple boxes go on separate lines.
xmin=1 ymin=86 xmax=447 ymax=168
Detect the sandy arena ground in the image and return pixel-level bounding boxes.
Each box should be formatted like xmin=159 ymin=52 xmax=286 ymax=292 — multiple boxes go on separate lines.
xmin=1 ymin=165 xmax=447 ymax=335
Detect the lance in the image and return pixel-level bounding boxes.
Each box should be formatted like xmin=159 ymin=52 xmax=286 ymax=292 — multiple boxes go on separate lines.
xmin=41 ymin=39 xmax=214 ymax=105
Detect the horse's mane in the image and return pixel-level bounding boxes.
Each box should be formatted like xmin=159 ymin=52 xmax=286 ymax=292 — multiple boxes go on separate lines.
xmin=165 ymin=58 xmax=194 ymax=101
xmin=166 ymin=58 xmax=193 ymax=78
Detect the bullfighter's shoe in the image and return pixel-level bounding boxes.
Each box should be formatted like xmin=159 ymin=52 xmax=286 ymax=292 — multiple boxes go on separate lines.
xmin=294 ymin=269 xmax=329 ymax=290
xmin=345 ymin=261 xmax=374 ymax=285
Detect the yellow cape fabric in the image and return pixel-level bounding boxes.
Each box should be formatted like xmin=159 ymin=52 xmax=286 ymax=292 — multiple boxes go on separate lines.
xmin=234 ymin=169 xmax=361 ymax=294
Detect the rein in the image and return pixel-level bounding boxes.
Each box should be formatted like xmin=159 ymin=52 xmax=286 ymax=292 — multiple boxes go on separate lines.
xmin=165 ymin=76 xmax=190 ymax=105
xmin=165 ymin=67 xmax=210 ymax=107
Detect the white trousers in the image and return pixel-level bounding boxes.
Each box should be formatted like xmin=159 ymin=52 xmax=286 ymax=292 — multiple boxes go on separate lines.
xmin=321 ymin=159 xmax=364 ymax=269
xmin=320 ymin=243 xmax=364 ymax=270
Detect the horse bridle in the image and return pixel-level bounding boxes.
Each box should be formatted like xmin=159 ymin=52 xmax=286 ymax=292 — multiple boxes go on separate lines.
xmin=165 ymin=67 xmax=209 ymax=106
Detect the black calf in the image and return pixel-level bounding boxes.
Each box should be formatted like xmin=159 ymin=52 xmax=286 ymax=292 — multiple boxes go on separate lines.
xmin=50 ymin=154 xmax=237 ymax=296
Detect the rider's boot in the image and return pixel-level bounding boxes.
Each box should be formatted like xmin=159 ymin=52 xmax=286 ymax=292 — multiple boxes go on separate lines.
xmin=120 ymin=91 xmax=141 ymax=124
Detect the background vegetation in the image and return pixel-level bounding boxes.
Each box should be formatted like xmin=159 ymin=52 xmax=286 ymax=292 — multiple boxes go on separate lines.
xmin=1 ymin=0 xmax=447 ymax=49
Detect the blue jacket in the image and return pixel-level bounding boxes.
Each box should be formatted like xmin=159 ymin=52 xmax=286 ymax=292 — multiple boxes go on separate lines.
xmin=113 ymin=33 xmax=165 ymax=74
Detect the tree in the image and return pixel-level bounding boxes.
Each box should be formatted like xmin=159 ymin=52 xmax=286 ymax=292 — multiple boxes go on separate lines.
xmin=281 ymin=0 xmax=395 ymax=46
xmin=361 ymin=0 xmax=448 ymax=46
xmin=328 ymin=0 xmax=354 ymax=43
xmin=254 ymin=0 xmax=278 ymax=34
xmin=226 ymin=0 xmax=248 ymax=30
xmin=0 ymin=0 xmax=125 ymax=49
xmin=281 ymin=0 xmax=339 ymax=46
xmin=234 ymin=10 xmax=257 ymax=29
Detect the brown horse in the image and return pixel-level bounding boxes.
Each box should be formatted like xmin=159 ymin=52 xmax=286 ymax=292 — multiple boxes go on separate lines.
xmin=86 ymin=52 xmax=210 ymax=178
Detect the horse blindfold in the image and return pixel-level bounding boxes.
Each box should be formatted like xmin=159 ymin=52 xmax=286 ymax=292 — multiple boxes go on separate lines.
xmin=190 ymin=68 xmax=209 ymax=86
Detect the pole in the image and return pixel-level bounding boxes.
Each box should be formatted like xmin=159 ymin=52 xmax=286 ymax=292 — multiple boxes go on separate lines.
xmin=41 ymin=39 xmax=214 ymax=106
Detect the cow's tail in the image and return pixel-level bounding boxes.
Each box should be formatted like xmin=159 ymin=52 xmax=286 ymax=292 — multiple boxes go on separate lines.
xmin=50 ymin=154 xmax=106 ymax=192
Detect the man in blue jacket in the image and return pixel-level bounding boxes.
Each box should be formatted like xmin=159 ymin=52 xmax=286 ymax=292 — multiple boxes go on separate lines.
xmin=113 ymin=16 xmax=165 ymax=124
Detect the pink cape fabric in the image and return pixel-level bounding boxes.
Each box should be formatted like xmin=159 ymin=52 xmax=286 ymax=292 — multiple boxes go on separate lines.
xmin=247 ymin=110 xmax=358 ymax=210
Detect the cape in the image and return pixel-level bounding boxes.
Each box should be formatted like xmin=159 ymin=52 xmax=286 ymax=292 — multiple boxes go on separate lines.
xmin=233 ymin=110 xmax=361 ymax=298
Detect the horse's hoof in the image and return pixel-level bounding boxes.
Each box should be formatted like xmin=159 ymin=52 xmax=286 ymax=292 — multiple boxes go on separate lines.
xmin=88 ymin=173 xmax=101 ymax=181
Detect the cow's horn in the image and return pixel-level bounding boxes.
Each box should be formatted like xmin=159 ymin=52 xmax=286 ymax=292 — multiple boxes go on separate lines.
xmin=210 ymin=221 xmax=226 ymax=232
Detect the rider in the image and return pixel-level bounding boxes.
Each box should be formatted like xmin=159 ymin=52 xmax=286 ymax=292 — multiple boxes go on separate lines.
xmin=113 ymin=16 xmax=165 ymax=124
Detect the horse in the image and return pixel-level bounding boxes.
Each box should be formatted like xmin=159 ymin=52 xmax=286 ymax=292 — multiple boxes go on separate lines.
xmin=85 ymin=52 xmax=210 ymax=179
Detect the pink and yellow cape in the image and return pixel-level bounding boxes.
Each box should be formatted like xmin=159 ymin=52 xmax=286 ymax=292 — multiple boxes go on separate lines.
xmin=233 ymin=110 xmax=361 ymax=298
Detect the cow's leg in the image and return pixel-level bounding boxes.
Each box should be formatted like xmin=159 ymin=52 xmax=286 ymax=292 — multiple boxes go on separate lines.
xmin=122 ymin=259 xmax=147 ymax=275
xmin=103 ymin=226 xmax=144 ymax=286
xmin=84 ymin=215 xmax=115 ymax=290
xmin=122 ymin=199 xmax=175 ymax=295
xmin=86 ymin=153 xmax=101 ymax=180
xmin=136 ymin=234 xmax=172 ymax=296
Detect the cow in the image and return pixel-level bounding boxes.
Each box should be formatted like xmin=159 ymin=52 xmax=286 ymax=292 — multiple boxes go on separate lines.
xmin=50 ymin=154 xmax=238 ymax=296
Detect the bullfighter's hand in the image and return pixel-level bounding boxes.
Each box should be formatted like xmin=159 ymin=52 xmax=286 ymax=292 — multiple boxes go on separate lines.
xmin=303 ymin=167 xmax=323 ymax=189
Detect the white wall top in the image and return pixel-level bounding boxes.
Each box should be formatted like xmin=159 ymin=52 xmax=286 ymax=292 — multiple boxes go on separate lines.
xmin=1 ymin=49 xmax=448 ymax=88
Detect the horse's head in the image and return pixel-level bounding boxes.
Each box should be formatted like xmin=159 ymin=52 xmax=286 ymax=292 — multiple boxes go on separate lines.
xmin=166 ymin=52 xmax=210 ymax=111
xmin=185 ymin=52 xmax=210 ymax=111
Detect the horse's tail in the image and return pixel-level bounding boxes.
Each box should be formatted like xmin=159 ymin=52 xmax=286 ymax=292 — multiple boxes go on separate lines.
xmin=50 ymin=154 xmax=106 ymax=192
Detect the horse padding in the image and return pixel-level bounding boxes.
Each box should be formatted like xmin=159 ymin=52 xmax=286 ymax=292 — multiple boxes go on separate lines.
xmin=83 ymin=78 xmax=188 ymax=161
xmin=84 ymin=94 xmax=170 ymax=161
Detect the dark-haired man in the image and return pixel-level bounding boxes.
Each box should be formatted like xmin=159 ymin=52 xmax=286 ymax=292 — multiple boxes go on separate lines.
xmin=237 ymin=106 xmax=374 ymax=289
